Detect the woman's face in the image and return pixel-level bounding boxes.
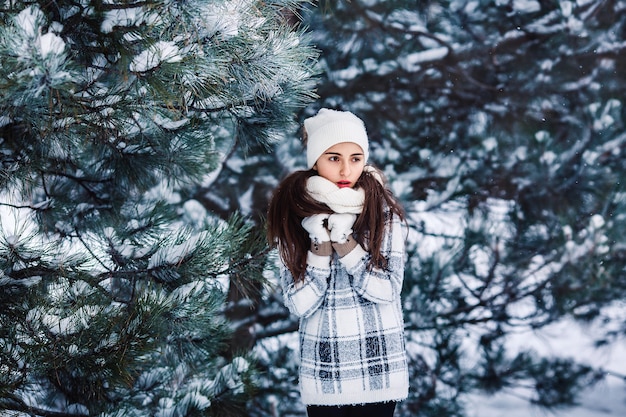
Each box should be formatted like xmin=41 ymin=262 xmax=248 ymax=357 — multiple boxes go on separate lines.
xmin=313 ymin=142 xmax=365 ymax=188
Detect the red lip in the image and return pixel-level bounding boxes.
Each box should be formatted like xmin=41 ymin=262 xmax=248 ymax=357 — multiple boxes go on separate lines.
xmin=337 ymin=181 xmax=351 ymax=188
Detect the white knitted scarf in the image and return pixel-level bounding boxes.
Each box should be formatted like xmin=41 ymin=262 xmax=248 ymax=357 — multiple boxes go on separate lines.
xmin=306 ymin=175 xmax=365 ymax=214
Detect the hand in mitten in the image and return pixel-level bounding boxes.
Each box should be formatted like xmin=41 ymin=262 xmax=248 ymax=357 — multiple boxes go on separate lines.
xmin=301 ymin=214 xmax=331 ymax=243
xmin=327 ymin=213 xmax=357 ymax=244
xmin=302 ymin=214 xmax=332 ymax=256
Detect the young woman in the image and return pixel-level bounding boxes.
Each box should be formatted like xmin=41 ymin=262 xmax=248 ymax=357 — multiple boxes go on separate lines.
xmin=267 ymin=108 xmax=409 ymax=417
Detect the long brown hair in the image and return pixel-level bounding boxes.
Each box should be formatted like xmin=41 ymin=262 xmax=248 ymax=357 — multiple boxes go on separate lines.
xmin=267 ymin=165 xmax=405 ymax=283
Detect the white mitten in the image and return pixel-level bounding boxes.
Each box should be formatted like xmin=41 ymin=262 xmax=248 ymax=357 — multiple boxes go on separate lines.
xmin=327 ymin=213 xmax=357 ymax=244
xmin=301 ymin=214 xmax=331 ymax=243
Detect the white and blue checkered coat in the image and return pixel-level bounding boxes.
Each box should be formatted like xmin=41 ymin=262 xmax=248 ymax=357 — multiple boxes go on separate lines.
xmin=280 ymin=211 xmax=409 ymax=406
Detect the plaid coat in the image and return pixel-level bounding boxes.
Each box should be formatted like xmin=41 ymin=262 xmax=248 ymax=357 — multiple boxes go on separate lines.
xmin=280 ymin=212 xmax=409 ymax=406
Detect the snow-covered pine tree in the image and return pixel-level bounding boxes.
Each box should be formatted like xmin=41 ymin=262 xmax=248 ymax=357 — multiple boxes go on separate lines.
xmin=0 ymin=1 xmax=316 ymax=416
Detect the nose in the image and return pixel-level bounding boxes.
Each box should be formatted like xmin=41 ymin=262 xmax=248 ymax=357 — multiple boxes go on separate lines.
xmin=340 ymin=161 xmax=351 ymax=176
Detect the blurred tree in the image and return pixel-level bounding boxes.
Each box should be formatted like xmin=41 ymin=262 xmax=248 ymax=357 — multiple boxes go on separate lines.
xmin=218 ymin=1 xmax=625 ymax=416
xmin=0 ymin=0 xmax=316 ymax=416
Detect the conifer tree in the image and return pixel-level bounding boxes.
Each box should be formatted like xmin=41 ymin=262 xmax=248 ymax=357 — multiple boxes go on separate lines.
xmin=0 ymin=1 xmax=316 ymax=416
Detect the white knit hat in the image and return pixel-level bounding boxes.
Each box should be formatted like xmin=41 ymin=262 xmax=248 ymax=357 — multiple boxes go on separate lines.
xmin=304 ymin=108 xmax=369 ymax=169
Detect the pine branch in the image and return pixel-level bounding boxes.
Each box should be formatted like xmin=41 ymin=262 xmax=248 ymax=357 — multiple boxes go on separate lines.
xmin=0 ymin=393 xmax=81 ymax=417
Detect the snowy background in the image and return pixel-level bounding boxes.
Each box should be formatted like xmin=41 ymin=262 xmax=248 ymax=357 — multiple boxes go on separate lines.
xmin=2 ymin=1 xmax=626 ymax=416
xmin=467 ymin=315 xmax=626 ymax=417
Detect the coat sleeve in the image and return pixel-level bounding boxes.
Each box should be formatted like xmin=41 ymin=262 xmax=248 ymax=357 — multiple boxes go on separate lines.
xmin=338 ymin=213 xmax=406 ymax=304
xmin=279 ymin=252 xmax=331 ymax=318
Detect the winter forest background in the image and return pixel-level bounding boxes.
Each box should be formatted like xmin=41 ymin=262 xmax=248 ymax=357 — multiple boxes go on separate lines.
xmin=1 ymin=0 xmax=625 ymax=416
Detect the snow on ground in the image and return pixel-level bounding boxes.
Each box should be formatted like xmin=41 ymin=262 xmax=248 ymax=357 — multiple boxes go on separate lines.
xmin=466 ymin=306 xmax=626 ymax=417
xmin=468 ymin=380 xmax=626 ymax=417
